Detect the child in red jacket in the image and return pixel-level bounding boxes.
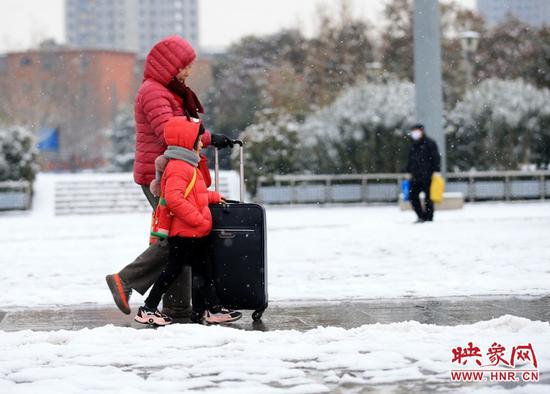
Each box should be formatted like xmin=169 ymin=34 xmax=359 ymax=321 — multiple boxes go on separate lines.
xmin=134 ymin=116 xmax=242 ymax=326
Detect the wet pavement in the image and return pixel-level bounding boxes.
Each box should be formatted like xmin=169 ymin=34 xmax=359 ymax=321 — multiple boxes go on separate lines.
xmin=1 ymin=295 xmax=548 ymax=332
xmin=2 ymin=296 xmax=549 ymax=393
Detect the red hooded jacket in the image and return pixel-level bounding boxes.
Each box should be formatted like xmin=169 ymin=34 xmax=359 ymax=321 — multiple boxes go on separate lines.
xmin=162 ymin=117 xmax=221 ymax=238
xmin=134 ymin=35 xmax=211 ymax=186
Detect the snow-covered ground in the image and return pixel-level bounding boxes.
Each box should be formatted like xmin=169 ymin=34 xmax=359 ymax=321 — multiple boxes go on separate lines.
xmin=0 ymin=181 xmax=549 ymax=309
xmin=1 ymin=175 xmax=549 ymax=392
xmin=1 ymin=315 xmax=549 ymax=393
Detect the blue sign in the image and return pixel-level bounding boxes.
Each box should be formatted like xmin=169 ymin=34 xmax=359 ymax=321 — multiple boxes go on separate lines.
xmin=37 ymin=127 xmax=59 ymax=152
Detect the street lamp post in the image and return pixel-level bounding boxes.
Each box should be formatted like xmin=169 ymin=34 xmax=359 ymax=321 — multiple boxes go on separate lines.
xmin=414 ymin=0 xmax=446 ymax=174
xmin=458 ymin=31 xmax=480 ymax=89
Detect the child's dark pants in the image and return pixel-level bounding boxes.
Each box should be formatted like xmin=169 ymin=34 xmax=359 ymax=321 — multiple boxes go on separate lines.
xmin=145 ymin=236 xmax=219 ymax=313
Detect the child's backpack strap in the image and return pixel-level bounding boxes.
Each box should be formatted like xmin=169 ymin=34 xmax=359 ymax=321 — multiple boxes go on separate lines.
xmin=149 ymin=168 xmax=198 ymax=245
xmin=184 ymin=168 xmax=197 ymax=198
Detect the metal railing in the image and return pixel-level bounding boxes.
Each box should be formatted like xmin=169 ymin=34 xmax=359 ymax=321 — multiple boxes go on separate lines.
xmin=0 ymin=180 xmax=32 ymax=210
xmin=256 ymin=170 xmax=550 ymax=204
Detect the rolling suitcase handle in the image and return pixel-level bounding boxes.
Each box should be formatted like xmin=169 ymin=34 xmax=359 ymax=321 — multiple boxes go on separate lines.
xmin=214 ymin=139 xmax=244 ymax=203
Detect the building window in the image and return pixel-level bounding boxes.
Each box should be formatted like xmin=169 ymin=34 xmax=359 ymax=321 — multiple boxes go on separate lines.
xmin=0 ymin=56 xmax=7 ymax=73
xmin=80 ymin=84 xmax=88 ymax=99
xmin=22 ymin=82 xmax=32 ymax=94
xmin=41 ymin=53 xmax=57 ymax=71
xmin=20 ymin=57 xmax=32 ymax=66
xmin=80 ymin=55 xmax=90 ymax=72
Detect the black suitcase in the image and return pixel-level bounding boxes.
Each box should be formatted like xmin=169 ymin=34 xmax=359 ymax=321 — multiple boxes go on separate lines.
xmin=208 ymin=142 xmax=268 ymax=321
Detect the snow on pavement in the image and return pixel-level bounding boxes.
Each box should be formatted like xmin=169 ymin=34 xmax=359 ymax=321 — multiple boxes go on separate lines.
xmin=0 ymin=197 xmax=549 ymax=309
xmin=1 ymin=176 xmax=549 ymax=392
xmin=0 ymin=315 xmax=549 ymax=393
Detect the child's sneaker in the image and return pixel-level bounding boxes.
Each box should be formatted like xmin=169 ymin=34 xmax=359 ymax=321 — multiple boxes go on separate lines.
xmin=134 ymin=306 xmax=173 ymax=326
xmin=203 ymin=307 xmax=242 ymax=324
xmin=105 ymin=273 xmax=132 ymax=315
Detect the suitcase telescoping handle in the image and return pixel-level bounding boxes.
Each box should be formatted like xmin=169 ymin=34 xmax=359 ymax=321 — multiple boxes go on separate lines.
xmin=214 ymin=139 xmax=245 ymax=203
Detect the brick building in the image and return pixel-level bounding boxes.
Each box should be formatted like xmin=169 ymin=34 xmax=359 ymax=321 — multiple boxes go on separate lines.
xmin=0 ymin=45 xmax=137 ymax=169
xmin=0 ymin=41 xmax=215 ymax=171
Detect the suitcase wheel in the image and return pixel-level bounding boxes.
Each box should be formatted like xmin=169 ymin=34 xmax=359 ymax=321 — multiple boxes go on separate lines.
xmin=252 ymin=310 xmax=264 ymax=321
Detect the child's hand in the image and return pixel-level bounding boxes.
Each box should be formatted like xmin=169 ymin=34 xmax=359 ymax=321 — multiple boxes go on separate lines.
xmin=220 ymin=196 xmax=226 ymax=204
xmin=149 ymin=179 xmax=161 ymax=197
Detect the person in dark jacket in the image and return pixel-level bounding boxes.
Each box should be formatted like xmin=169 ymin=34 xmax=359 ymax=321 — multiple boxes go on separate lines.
xmin=405 ymin=124 xmax=441 ymax=223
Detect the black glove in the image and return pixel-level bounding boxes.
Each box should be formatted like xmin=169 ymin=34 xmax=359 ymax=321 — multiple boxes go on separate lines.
xmin=211 ymin=133 xmax=234 ymax=149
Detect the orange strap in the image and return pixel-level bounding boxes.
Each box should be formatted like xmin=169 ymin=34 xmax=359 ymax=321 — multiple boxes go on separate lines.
xmin=158 ymin=168 xmax=197 ymax=203
xmin=184 ymin=169 xmax=197 ymax=198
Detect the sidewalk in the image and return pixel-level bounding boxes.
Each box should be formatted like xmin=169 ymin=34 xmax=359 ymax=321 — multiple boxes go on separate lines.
xmin=1 ymin=295 xmax=548 ymax=332
xmin=2 ymin=296 xmax=549 ymax=393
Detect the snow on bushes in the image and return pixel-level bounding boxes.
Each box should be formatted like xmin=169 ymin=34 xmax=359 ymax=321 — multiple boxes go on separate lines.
xmin=236 ymin=109 xmax=303 ymax=195
xmin=0 ymin=124 xmax=38 ymax=182
xmin=301 ymin=80 xmax=416 ymax=174
xmin=237 ymin=78 xmax=550 ymax=187
xmin=446 ymin=78 xmax=550 ymax=171
xmin=106 ymin=107 xmax=135 ymax=172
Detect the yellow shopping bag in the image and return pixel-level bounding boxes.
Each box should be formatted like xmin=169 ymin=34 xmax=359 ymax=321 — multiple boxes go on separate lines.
xmin=430 ymin=174 xmax=445 ymax=203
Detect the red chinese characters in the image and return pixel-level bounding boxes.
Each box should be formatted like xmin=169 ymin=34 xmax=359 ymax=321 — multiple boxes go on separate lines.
xmin=451 ymin=342 xmax=538 ymax=369
xmin=452 ymin=342 xmax=482 ymax=366
xmin=510 ymin=344 xmax=538 ymax=368
xmin=486 ymin=342 xmax=509 ymax=367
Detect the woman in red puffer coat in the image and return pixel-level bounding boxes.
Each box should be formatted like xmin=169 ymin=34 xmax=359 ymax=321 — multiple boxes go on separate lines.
xmin=106 ymin=36 xmax=233 ymax=316
xmin=134 ymin=35 xmax=234 ymax=202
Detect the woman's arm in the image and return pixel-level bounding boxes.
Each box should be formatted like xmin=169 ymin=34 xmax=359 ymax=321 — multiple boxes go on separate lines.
xmin=141 ymin=88 xmax=175 ymax=141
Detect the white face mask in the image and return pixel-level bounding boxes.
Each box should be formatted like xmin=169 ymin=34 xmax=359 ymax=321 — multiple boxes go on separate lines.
xmin=410 ymin=129 xmax=423 ymax=140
